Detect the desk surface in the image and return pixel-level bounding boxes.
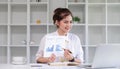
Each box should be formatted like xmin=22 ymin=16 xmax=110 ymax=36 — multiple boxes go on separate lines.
xmin=30 ymin=63 xmax=81 ymax=69
xmin=30 ymin=63 xmax=120 ymax=69
xmin=0 ymin=64 xmax=81 ymax=69
xmin=0 ymin=64 xmax=29 ymax=69
xmin=0 ymin=64 xmax=119 ymax=69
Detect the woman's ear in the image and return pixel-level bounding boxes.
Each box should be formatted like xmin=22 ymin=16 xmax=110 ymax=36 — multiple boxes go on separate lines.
xmin=55 ymin=20 xmax=59 ymax=25
xmin=55 ymin=20 xmax=60 ymax=28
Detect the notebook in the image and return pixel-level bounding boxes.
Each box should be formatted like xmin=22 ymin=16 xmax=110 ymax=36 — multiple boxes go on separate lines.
xmin=48 ymin=62 xmax=80 ymax=66
xmin=92 ymin=44 xmax=120 ymax=68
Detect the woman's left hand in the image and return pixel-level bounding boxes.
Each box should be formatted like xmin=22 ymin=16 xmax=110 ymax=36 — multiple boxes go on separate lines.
xmin=64 ymin=49 xmax=74 ymax=61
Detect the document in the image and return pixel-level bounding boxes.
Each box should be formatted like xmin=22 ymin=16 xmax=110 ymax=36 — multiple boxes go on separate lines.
xmin=44 ymin=36 xmax=66 ymax=57
xmin=48 ymin=62 xmax=80 ymax=66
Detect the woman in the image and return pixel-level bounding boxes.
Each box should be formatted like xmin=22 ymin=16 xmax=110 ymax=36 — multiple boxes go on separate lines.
xmin=36 ymin=8 xmax=84 ymax=63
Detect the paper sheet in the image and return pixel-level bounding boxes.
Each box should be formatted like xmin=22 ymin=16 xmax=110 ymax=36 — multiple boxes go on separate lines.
xmin=44 ymin=36 xmax=66 ymax=57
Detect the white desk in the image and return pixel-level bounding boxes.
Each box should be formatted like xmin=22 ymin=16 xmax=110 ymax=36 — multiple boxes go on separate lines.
xmin=0 ymin=64 xmax=29 ymax=69
xmin=0 ymin=64 xmax=81 ymax=69
xmin=0 ymin=64 xmax=119 ymax=69
xmin=30 ymin=63 xmax=80 ymax=69
xmin=30 ymin=66 xmax=83 ymax=69
xmin=30 ymin=64 xmax=120 ymax=69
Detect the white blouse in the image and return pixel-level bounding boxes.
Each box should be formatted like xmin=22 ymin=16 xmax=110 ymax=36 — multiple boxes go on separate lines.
xmin=36 ymin=31 xmax=84 ymax=63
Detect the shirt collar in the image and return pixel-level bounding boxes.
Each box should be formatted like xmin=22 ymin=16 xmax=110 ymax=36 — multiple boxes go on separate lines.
xmin=55 ymin=30 xmax=70 ymax=42
xmin=55 ymin=30 xmax=69 ymax=37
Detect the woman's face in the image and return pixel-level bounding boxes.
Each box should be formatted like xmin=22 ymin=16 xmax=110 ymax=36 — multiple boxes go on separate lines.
xmin=56 ymin=15 xmax=72 ymax=34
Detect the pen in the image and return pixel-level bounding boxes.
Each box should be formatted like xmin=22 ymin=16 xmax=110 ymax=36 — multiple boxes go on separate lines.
xmin=63 ymin=48 xmax=72 ymax=54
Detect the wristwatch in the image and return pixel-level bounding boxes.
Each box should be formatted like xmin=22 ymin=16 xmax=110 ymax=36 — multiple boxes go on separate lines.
xmin=69 ymin=57 xmax=75 ymax=62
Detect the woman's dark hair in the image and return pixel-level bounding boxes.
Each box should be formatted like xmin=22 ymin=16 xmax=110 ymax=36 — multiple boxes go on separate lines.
xmin=53 ymin=8 xmax=73 ymax=27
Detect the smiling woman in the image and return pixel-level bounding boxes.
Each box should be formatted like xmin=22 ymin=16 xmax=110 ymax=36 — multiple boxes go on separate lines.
xmin=35 ymin=8 xmax=84 ymax=64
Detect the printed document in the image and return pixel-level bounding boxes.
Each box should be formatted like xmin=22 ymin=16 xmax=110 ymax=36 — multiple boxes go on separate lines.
xmin=44 ymin=36 xmax=66 ymax=57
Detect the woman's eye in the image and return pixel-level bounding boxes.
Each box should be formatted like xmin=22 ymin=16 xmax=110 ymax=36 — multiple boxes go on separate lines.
xmin=70 ymin=21 xmax=73 ymax=23
xmin=64 ymin=21 xmax=72 ymax=24
xmin=64 ymin=21 xmax=68 ymax=24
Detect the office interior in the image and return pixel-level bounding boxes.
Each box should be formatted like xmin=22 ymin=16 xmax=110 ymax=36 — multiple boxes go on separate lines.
xmin=0 ymin=0 xmax=120 ymax=69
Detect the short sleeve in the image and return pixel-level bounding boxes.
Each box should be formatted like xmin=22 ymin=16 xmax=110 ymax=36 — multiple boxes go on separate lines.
xmin=35 ymin=36 xmax=46 ymax=60
xmin=75 ymin=36 xmax=84 ymax=63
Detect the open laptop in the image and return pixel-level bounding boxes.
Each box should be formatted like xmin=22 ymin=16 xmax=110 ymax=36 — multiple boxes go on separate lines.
xmin=91 ymin=44 xmax=120 ymax=68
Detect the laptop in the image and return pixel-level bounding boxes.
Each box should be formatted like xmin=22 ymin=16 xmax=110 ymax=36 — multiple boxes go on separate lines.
xmin=91 ymin=44 xmax=120 ymax=68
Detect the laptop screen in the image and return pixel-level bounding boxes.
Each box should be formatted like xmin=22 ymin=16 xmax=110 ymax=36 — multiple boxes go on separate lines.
xmin=92 ymin=44 xmax=120 ymax=68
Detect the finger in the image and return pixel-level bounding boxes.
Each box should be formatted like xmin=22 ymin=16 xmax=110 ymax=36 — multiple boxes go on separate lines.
xmin=64 ymin=49 xmax=72 ymax=55
xmin=49 ymin=57 xmax=54 ymax=62
xmin=64 ymin=51 xmax=68 ymax=57
xmin=64 ymin=52 xmax=73 ymax=60
xmin=64 ymin=50 xmax=69 ymax=55
xmin=51 ymin=54 xmax=56 ymax=59
xmin=50 ymin=54 xmax=56 ymax=61
xmin=64 ymin=51 xmax=71 ymax=57
xmin=48 ymin=58 xmax=52 ymax=62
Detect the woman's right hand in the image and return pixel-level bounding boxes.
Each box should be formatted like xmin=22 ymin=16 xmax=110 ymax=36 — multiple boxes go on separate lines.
xmin=48 ymin=54 xmax=56 ymax=62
